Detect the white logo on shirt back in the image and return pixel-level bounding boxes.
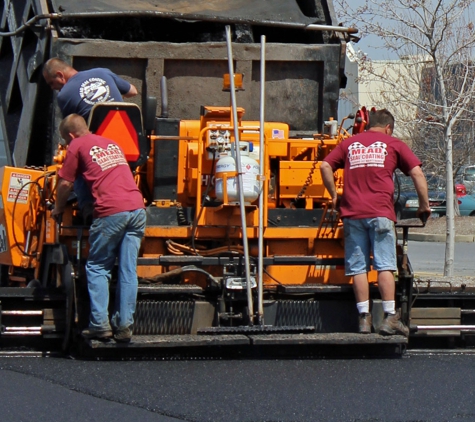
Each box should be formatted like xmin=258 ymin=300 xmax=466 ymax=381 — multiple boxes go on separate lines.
xmin=79 ymin=78 xmax=113 ymax=105
xmin=89 ymin=144 xmax=128 ymax=171
xmin=348 ymin=141 xmax=388 ymax=168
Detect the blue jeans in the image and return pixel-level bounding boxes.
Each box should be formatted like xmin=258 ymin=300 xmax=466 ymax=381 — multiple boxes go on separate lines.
xmin=85 ymin=208 xmax=146 ymax=330
xmin=343 ymin=217 xmax=397 ymax=276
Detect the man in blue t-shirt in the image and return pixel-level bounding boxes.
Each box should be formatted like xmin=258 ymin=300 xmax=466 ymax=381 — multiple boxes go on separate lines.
xmin=43 ymin=58 xmax=138 ymax=120
xmin=43 ymin=58 xmax=139 ymax=220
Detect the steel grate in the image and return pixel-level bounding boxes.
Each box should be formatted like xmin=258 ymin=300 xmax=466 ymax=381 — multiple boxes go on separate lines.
xmin=274 ymin=300 xmax=323 ymax=330
xmin=134 ymin=300 xmax=195 ymax=335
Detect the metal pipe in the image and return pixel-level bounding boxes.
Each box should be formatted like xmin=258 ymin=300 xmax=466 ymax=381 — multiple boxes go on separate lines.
xmin=23 ymin=231 xmax=32 ymax=257
xmin=416 ymin=325 xmax=475 ymax=331
xmin=60 ymin=12 xmax=357 ymax=33
xmin=160 ymin=76 xmax=169 ymax=118
xmin=1 ymin=311 xmax=43 ymax=316
xmin=0 ymin=11 xmax=358 ymax=37
xmin=225 ymin=25 xmax=254 ymax=324
xmin=0 ymin=13 xmax=60 ymax=36
xmin=257 ymin=35 xmax=266 ymax=325
xmin=3 ymin=326 xmax=42 ymax=331
xmin=150 ymin=136 xmax=198 ymax=141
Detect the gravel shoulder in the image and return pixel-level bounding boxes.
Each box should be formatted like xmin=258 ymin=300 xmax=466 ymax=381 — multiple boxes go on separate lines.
xmin=397 ymin=216 xmax=475 ymax=236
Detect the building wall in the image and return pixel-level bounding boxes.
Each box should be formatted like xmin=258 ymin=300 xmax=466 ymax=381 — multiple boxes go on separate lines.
xmin=339 ymin=46 xmax=425 ymax=141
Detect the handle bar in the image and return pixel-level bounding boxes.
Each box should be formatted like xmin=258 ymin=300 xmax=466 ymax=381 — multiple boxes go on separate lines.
xmin=395 ymin=211 xmax=430 ymax=228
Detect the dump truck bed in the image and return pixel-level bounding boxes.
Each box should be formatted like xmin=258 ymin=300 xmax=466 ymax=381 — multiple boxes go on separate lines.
xmin=1 ymin=0 xmax=345 ymax=168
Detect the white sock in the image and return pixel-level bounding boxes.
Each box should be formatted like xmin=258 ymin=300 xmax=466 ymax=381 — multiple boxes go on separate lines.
xmin=356 ymin=300 xmax=370 ymax=314
xmin=382 ymin=300 xmax=396 ymax=315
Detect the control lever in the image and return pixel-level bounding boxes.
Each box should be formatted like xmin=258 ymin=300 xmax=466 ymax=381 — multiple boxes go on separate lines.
xmin=394 ymin=210 xmax=430 ymax=327
xmin=419 ymin=210 xmax=430 ymax=225
xmin=395 ymin=210 xmax=430 ymax=279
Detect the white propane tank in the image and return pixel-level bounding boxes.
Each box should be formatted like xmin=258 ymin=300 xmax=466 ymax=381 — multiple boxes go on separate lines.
xmin=215 ymin=142 xmax=260 ymax=204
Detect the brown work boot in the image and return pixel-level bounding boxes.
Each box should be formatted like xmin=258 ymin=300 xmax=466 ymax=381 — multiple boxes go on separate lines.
xmin=379 ymin=311 xmax=409 ymax=337
xmin=114 ymin=326 xmax=133 ymax=343
xmin=81 ymin=326 xmax=113 ymax=340
xmin=358 ymin=313 xmax=372 ymax=334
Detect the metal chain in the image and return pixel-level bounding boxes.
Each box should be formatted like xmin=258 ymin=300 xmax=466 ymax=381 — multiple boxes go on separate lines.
xmin=293 ymin=143 xmax=323 ymax=204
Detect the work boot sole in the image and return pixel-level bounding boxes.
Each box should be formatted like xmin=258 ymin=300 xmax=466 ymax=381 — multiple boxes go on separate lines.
xmin=81 ymin=329 xmax=113 ymax=340
xmin=379 ymin=325 xmax=409 ymax=337
xmin=114 ymin=335 xmax=131 ymax=343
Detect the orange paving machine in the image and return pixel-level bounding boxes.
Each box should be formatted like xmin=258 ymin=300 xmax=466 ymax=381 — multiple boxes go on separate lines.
xmin=0 ymin=65 xmax=414 ymax=356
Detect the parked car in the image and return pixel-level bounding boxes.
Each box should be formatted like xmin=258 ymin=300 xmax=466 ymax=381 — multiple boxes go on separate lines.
xmin=394 ymin=172 xmax=446 ymax=220
xmin=461 ymin=165 xmax=475 ymax=193
xmin=394 ymin=171 xmax=414 ymax=220
xmin=456 ymin=183 xmax=467 ymax=197
xmin=458 ymin=194 xmax=475 ymax=216
xmin=402 ymin=192 xmax=446 ymax=219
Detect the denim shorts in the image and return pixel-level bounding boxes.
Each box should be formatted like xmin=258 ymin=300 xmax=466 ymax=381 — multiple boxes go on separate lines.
xmin=343 ymin=217 xmax=397 ymax=276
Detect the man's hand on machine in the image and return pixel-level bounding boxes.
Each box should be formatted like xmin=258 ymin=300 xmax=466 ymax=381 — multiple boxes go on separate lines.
xmin=51 ymin=206 xmax=63 ymax=224
xmin=416 ymin=208 xmax=431 ymax=223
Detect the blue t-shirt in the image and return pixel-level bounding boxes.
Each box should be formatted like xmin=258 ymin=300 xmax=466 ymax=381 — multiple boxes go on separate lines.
xmin=57 ymin=68 xmax=132 ymax=119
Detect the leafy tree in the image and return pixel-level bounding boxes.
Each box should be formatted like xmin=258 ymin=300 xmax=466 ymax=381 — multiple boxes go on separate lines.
xmin=336 ymin=0 xmax=475 ymax=275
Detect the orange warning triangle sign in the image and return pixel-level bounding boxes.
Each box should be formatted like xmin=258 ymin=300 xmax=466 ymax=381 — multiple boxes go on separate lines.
xmin=96 ymin=110 xmax=139 ymax=161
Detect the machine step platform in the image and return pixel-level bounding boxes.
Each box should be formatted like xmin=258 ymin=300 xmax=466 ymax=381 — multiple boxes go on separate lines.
xmin=89 ymin=334 xmax=249 ymax=348
xmin=88 ymin=332 xmax=407 ymax=349
xmin=197 ymin=325 xmax=315 ymax=334
xmin=248 ymin=332 xmax=408 ymax=346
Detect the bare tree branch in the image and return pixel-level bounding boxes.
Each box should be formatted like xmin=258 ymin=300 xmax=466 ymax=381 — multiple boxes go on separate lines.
xmin=336 ymin=0 xmax=475 ymax=276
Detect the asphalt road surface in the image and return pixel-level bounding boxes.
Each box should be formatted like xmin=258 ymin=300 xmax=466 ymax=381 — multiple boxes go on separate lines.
xmin=2 ymin=242 xmax=475 ymax=422
xmin=408 ymin=241 xmax=475 ymax=276
xmin=2 ymin=354 xmax=475 ymax=422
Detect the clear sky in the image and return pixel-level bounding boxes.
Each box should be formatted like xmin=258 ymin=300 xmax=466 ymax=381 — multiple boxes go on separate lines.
xmin=333 ymin=0 xmax=475 ymax=60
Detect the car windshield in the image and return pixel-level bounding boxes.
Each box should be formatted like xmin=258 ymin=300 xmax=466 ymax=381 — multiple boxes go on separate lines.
xmin=426 ymin=175 xmax=445 ymax=191
xmin=394 ymin=172 xmax=446 ymax=192
xmin=464 ymin=167 xmax=475 ymax=181
xmin=394 ymin=171 xmax=413 ymax=192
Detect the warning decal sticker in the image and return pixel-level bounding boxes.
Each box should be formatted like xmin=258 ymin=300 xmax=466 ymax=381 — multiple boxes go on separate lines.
xmin=7 ymin=172 xmax=31 ymax=204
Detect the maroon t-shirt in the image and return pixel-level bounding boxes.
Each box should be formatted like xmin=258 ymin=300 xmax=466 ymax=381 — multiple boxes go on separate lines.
xmin=323 ymin=131 xmax=421 ymax=221
xmin=59 ymin=133 xmax=144 ymax=218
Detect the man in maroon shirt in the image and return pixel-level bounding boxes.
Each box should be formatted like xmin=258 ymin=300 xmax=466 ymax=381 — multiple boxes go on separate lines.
xmin=320 ymin=109 xmax=431 ymax=336
xmin=52 ymin=114 xmax=146 ymax=343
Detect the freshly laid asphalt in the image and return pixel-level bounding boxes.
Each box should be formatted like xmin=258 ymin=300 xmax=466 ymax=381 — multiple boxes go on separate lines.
xmin=4 ymin=355 xmax=475 ymax=422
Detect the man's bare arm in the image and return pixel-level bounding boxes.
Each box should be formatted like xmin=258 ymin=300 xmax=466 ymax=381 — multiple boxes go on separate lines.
xmin=320 ymin=161 xmax=338 ymax=209
xmin=407 ymin=166 xmax=431 ymax=219
xmin=52 ymin=178 xmax=74 ymax=219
